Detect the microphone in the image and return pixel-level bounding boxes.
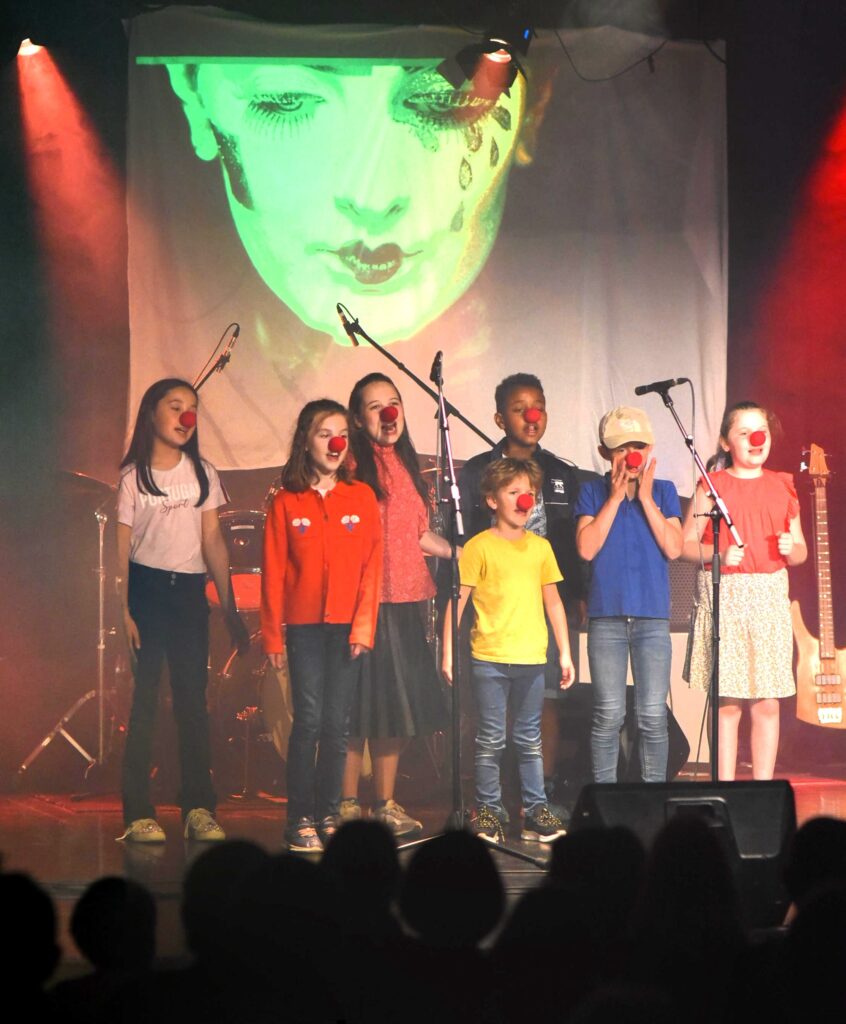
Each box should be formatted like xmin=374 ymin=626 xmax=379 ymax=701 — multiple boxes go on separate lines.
xmin=634 ymin=377 xmax=690 ymax=396
xmin=429 ymin=350 xmax=443 ymax=386
xmin=337 ymin=304 xmax=360 ymax=347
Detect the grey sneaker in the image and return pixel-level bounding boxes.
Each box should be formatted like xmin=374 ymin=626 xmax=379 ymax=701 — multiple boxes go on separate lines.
xmin=521 ymin=805 xmax=567 ymax=843
xmin=285 ymin=817 xmax=323 ymax=853
xmin=370 ymin=799 xmax=422 ymax=837
xmin=339 ymin=798 xmax=362 ymax=822
xmin=117 ymin=818 xmax=165 ymax=843
xmin=471 ymin=806 xmax=505 ymax=845
xmin=183 ymin=808 xmax=226 ymax=842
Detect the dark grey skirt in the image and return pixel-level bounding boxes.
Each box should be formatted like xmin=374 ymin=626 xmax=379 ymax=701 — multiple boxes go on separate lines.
xmin=349 ymin=601 xmax=446 ymax=739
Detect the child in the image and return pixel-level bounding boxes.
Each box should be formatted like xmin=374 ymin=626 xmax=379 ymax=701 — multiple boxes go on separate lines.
xmin=574 ymin=406 xmax=683 ymax=784
xmin=340 ymin=372 xmax=452 ymax=837
xmin=116 ymin=378 xmax=248 ymax=843
xmin=458 ymin=372 xmax=599 ymax=812
xmin=443 ymin=458 xmax=574 ymax=844
xmin=261 ymin=399 xmax=382 ymax=852
xmin=682 ymin=401 xmax=807 ymax=780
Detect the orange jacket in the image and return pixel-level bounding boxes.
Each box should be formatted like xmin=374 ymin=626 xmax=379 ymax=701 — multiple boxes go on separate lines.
xmin=261 ymin=482 xmax=382 ymax=652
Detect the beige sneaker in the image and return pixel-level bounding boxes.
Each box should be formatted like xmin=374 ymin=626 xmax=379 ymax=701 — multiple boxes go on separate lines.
xmin=117 ymin=818 xmax=166 ymax=843
xmin=339 ymin=798 xmax=363 ymax=822
xmin=371 ymin=799 xmax=422 ymax=837
xmin=183 ymin=808 xmax=226 ymax=841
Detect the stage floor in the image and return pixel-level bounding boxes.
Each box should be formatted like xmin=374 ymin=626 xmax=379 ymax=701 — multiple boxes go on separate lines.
xmin=2 ymin=771 xmax=846 ymax=969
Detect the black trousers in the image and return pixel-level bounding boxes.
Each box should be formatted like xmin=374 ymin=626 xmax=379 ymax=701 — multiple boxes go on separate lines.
xmin=123 ymin=561 xmax=216 ymax=824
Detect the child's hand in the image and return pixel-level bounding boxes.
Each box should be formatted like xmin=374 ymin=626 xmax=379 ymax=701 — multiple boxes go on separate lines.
xmin=124 ymin=611 xmax=141 ymax=650
xmin=268 ymin=652 xmax=285 ymax=670
xmin=609 ymin=455 xmax=629 ymax=502
xmin=638 ymin=457 xmax=657 ymax=505
xmin=349 ymin=643 xmax=369 ymax=659
xmin=559 ymin=656 xmax=575 ymax=690
xmin=777 ymin=532 xmax=794 ymax=558
xmin=441 ymin=656 xmax=453 ymax=686
xmin=724 ymin=544 xmax=745 ymax=567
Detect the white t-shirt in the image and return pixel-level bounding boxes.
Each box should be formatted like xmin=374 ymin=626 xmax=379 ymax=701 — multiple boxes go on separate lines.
xmin=117 ymin=454 xmax=227 ymax=573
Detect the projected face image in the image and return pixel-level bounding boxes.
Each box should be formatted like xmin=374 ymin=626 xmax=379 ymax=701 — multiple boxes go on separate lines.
xmin=167 ymin=61 xmax=527 ymax=344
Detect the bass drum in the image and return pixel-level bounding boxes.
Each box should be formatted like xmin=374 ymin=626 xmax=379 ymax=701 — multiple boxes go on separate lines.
xmin=212 ymin=630 xmax=292 ymax=796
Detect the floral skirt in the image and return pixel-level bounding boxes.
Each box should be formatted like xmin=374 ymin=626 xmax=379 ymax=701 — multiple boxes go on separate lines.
xmin=685 ymin=568 xmax=795 ymax=700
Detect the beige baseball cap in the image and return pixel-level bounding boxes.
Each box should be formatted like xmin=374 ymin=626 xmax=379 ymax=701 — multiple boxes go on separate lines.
xmin=599 ymin=406 xmax=655 ymax=449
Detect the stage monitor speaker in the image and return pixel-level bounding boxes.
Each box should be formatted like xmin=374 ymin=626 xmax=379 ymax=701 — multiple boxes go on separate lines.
xmin=571 ymin=780 xmax=796 ymax=929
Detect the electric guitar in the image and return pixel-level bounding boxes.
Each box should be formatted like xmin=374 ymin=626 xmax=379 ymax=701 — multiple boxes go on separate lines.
xmin=792 ymin=444 xmax=846 ymax=727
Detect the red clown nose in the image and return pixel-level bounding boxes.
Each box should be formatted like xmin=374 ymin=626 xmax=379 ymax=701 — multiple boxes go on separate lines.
xmin=179 ymin=411 xmax=197 ymax=428
xmin=625 ymin=450 xmax=643 ymax=469
xmin=379 ymin=405 xmax=399 ymax=424
xmin=516 ymin=493 xmax=534 ymax=512
xmin=749 ymin=430 xmax=767 ymax=447
xmin=327 ymin=435 xmax=347 ymax=454
xmin=523 ymin=407 xmax=542 ymax=424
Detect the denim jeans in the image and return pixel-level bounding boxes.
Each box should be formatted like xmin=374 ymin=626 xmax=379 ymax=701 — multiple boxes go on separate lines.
xmin=123 ymin=562 xmax=216 ymax=824
xmin=588 ymin=617 xmax=671 ymax=783
xmin=471 ymin=659 xmax=547 ymax=814
xmin=285 ymin=623 xmax=358 ymax=822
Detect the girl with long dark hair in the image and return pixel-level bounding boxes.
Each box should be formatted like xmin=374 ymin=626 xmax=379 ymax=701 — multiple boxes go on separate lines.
xmin=340 ymin=373 xmax=452 ymax=836
xmin=116 ymin=378 xmax=247 ymax=843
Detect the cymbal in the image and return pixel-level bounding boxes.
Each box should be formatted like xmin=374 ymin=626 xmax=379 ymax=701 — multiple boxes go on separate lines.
xmin=58 ymin=470 xmax=116 ymax=502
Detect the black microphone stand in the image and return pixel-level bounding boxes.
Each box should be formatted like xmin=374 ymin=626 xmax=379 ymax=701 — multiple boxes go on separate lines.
xmin=336 ymin=305 xmax=496 ymax=448
xmin=343 ymin=310 xmax=547 ymax=865
xmin=646 ymin=384 xmax=743 ymax=782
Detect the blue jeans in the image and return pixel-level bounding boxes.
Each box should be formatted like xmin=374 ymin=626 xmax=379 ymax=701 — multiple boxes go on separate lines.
xmin=286 ymin=623 xmax=358 ymax=822
xmin=471 ymin=659 xmax=547 ymax=814
xmin=588 ymin=617 xmax=671 ymax=783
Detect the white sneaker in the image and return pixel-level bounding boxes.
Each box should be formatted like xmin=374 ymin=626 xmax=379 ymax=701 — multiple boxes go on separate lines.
xmin=183 ymin=807 xmax=226 ymax=841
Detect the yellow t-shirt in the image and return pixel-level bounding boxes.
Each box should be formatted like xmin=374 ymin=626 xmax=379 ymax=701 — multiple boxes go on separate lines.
xmin=459 ymin=530 xmax=563 ymax=665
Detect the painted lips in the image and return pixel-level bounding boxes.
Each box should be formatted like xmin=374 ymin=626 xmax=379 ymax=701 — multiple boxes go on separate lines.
xmin=333 ymin=242 xmax=413 ymax=285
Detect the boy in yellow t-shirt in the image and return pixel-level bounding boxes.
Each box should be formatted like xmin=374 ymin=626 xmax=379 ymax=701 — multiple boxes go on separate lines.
xmin=442 ymin=459 xmax=575 ymax=843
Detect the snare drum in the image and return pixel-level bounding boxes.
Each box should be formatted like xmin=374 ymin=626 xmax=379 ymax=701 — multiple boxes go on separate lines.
xmin=206 ymin=509 xmax=266 ymax=612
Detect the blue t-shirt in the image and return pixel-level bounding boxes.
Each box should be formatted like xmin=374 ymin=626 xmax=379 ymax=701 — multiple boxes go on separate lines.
xmin=573 ymin=476 xmax=682 ymax=618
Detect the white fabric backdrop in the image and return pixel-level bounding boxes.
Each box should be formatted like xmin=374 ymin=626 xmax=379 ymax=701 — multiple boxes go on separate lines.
xmin=127 ymin=7 xmax=726 ymax=491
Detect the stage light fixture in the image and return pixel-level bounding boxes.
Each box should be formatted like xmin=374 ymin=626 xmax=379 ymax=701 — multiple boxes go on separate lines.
xmin=18 ymin=38 xmax=43 ymax=57
xmin=437 ymin=20 xmax=534 ymax=101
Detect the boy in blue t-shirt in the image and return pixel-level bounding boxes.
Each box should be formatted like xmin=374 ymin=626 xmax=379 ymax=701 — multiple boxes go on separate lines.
xmin=574 ymin=406 xmax=683 ymax=783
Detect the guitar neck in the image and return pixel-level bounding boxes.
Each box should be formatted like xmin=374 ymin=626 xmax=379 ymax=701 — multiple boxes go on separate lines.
xmin=815 ymin=478 xmax=836 ymax=659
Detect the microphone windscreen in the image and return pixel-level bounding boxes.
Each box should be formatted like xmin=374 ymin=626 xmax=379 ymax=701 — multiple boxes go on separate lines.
xmin=380 ymin=405 xmax=399 ymax=424
xmin=516 ymin=493 xmax=534 ymax=512
xmin=749 ymin=430 xmax=767 ymax=447
xmin=327 ymin=436 xmax=347 ymax=454
xmin=179 ymin=411 xmax=197 ymax=428
xmin=523 ymin=408 xmax=542 ymax=424
xmin=625 ymin=450 xmax=643 ymax=469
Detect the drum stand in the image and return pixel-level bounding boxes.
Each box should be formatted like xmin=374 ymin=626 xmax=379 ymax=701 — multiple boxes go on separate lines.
xmin=16 ymin=502 xmax=114 ymax=782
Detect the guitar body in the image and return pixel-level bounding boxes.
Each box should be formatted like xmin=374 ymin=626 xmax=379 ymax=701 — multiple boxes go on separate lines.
xmin=793 ymin=600 xmax=846 ymax=728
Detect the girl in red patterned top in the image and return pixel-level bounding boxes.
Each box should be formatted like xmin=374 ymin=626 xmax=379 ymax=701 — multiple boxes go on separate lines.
xmin=261 ymin=399 xmax=382 ymax=852
xmin=682 ymin=402 xmax=807 ymax=780
xmin=341 ymin=373 xmax=452 ymax=836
